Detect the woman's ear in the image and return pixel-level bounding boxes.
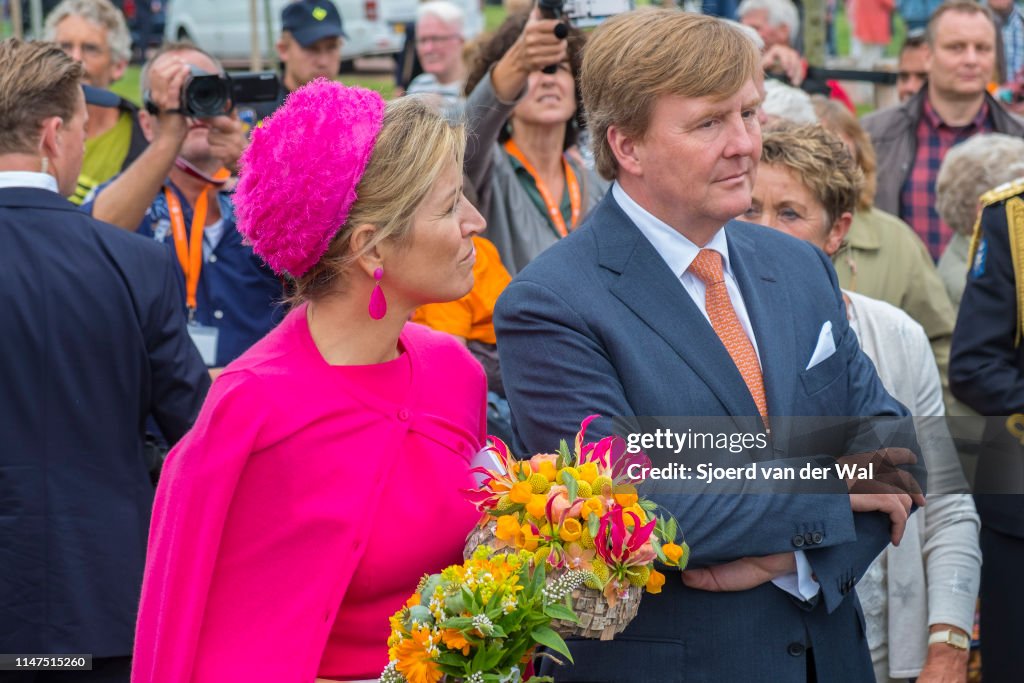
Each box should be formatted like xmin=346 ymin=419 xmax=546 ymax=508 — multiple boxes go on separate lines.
xmin=824 ymin=211 xmax=853 ymax=257
xmin=350 ymin=223 xmax=383 ymax=279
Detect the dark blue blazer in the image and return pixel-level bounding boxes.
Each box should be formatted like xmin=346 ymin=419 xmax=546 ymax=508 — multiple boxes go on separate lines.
xmin=495 ymin=193 xmax=923 ymax=682
xmin=0 ymin=188 xmax=210 ymax=656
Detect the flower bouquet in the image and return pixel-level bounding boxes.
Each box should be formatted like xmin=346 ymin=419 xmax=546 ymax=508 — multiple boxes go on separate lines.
xmin=381 ymin=547 xmax=584 ymax=683
xmin=463 ymin=416 xmax=689 ymax=640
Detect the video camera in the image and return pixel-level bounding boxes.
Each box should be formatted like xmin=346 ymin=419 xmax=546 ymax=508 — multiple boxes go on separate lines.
xmin=145 ymin=68 xmax=280 ymax=118
xmin=538 ymin=0 xmax=634 ymax=29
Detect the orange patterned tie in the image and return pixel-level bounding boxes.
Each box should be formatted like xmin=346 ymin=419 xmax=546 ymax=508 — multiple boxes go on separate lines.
xmin=689 ymin=248 xmax=768 ymax=419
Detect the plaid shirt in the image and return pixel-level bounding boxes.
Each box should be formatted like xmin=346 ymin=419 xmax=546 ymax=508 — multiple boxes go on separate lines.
xmin=1001 ymin=7 xmax=1024 ymax=81
xmin=900 ymin=98 xmax=993 ymax=260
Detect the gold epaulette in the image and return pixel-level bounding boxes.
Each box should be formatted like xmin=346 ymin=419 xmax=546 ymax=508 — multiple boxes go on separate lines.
xmin=979 ymin=176 xmax=1024 ymax=207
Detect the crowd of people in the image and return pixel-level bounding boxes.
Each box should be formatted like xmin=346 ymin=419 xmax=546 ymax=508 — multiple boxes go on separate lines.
xmin=1 ymin=1 xmax=1023 ymax=682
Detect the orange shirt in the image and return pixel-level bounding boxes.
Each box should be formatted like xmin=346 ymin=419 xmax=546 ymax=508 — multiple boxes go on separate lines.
xmin=412 ymin=236 xmax=511 ymax=345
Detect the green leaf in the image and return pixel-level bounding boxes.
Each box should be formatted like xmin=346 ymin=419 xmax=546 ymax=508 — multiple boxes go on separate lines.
xmin=544 ymin=603 xmax=580 ymax=622
xmin=531 ymin=625 xmax=574 ymax=663
xmin=562 ymin=471 xmax=579 ymax=503
xmin=441 ymin=616 xmax=474 ymax=630
xmin=638 ymin=499 xmax=658 ymax=512
xmin=524 ymin=677 xmax=556 ymax=683
xmin=666 ymin=516 xmax=678 ymax=541
xmin=587 ymin=513 xmax=600 ymax=538
xmin=652 ymin=535 xmax=667 ymax=564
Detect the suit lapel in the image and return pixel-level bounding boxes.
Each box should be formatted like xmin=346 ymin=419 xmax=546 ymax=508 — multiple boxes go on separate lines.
xmin=592 ymin=198 xmax=760 ymax=418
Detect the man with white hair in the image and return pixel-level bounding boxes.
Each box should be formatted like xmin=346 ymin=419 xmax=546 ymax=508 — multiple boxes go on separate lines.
xmin=44 ymin=0 xmax=147 ymax=204
xmin=407 ymin=1 xmax=467 ymax=106
xmin=738 ymin=0 xmax=799 ymax=49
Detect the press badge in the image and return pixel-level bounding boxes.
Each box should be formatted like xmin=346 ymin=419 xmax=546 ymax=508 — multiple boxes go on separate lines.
xmin=187 ymin=323 xmax=219 ymax=367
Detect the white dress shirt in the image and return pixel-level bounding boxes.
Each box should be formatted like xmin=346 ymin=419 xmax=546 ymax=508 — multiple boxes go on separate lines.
xmin=0 ymin=171 xmax=59 ymax=193
xmin=611 ymin=182 xmax=819 ymax=602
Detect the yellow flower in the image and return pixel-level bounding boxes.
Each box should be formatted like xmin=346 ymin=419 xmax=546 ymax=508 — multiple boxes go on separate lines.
xmin=578 ymin=462 xmax=599 ymax=484
xmin=662 ymin=542 xmax=685 ymax=566
xmin=394 ymin=626 xmax=442 ymax=683
xmin=520 ymin=524 xmax=540 ymax=551
xmin=582 ymin=497 xmax=605 ymax=519
xmin=625 ymin=504 xmax=647 ymax=526
xmin=538 ymin=461 xmax=558 ymax=482
xmin=560 ymin=517 xmax=583 ymax=542
xmin=495 ymin=515 xmax=521 ymax=543
xmin=646 ymin=569 xmax=666 ymax=594
xmin=526 ymin=493 xmax=548 ymax=520
xmin=441 ymin=628 xmax=472 ymax=656
xmin=510 ymin=481 xmax=533 ymax=504
xmin=511 ymin=460 xmax=533 ymax=479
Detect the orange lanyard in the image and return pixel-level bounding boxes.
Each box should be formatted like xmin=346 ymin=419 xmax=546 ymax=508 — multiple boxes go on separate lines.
xmin=503 ymin=139 xmax=581 ymax=238
xmin=165 ymin=186 xmax=211 ymax=318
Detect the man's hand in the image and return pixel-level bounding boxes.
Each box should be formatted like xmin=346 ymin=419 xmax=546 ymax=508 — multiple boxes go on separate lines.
xmin=146 ymin=56 xmax=191 ymax=142
xmin=681 ymin=552 xmax=796 ymax=592
xmin=843 ymin=447 xmax=926 ymax=546
xmin=917 ymin=625 xmax=970 ymax=683
xmin=762 ymin=44 xmax=805 ymax=86
xmin=206 ymin=113 xmax=247 ymax=173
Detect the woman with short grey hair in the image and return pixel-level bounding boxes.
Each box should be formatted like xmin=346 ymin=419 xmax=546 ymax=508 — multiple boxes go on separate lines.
xmin=936 ymin=134 xmax=1024 ymax=307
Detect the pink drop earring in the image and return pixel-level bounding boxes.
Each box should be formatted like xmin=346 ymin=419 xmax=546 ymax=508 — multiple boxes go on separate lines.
xmin=368 ymin=266 xmax=387 ymax=320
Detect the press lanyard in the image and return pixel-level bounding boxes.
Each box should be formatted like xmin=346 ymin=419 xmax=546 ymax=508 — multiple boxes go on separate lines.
xmin=165 ymin=186 xmax=211 ymax=320
xmin=503 ymin=139 xmax=581 ymax=238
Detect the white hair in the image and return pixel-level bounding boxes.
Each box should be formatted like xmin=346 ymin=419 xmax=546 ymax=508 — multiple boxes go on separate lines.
xmin=724 ymin=18 xmax=765 ymax=52
xmin=762 ymin=79 xmax=817 ymax=124
xmin=44 ymin=0 xmax=132 ymax=64
xmin=936 ymin=133 xmax=1024 ymax=236
xmin=737 ymin=0 xmax=800 ymax=47
xmin=417 ymin=1 xmax=465 ymax=35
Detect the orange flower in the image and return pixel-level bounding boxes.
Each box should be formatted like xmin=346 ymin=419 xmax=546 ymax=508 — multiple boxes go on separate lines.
xmin=529 ymin=453 xmax=559 ymax=471
xmin=441 ymin=628 xmax=472 ymax=656
xmin=495 ymin=515 xmax=521 ymax=544
xmin=405 ymin=593 xmax=421 ymax=608
xmin=537 ymin=460 xmax=558 ymax=482
xmin=662 ymin=542 xmax=685 ymax=566
xmin=646 ymin=569 xmax=666 ymax=594
xmin=526 ymin=493 xmax=548 ymax=520
xmin=614 ymin=484 xmax=638 ymax=508
xmin=394 ymin=627 xmax=442 ymax=683
xmin=560 ymin=518 xmax=583 ymax=542
xmin=582 ymin=496 xmax=605 ymax=519
xmin=520 ymin=524 xmax=540 ymax=551
xmin=509 ymin=481 xmax=533 ymax=504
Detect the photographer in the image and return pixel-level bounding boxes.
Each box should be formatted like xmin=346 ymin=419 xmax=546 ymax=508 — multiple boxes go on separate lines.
xmin=85 ymin=43 xmax=285 ymax=372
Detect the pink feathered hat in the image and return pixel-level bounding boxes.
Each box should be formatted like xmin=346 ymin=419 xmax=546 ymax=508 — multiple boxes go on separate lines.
xmin=234 ymin=78 xmax=386 ymax=278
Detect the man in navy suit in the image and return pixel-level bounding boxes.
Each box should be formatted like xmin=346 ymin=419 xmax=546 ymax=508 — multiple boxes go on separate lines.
xmin=0 ymin=39 xmax=208 ymax=680
xmin=495 ymin=11 xmax=924 ymax=682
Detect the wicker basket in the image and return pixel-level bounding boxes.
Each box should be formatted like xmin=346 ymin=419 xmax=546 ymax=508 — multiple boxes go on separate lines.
xmin=464 ymin=520 xmax=643 ymax=640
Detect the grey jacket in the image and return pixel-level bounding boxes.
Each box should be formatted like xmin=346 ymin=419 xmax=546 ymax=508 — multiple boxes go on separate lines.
xmin=464 ymin=71 xmax=608 ymax=275
xmin=861 ymin=89 xmax=1024 ymax=217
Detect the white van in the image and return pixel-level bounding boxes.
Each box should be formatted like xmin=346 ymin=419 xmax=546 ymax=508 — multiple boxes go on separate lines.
xmin=163 ymin=0 xmax=412 ymax=63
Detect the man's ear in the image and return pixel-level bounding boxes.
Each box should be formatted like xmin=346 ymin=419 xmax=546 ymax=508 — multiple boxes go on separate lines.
xmin=37 ymin=116 xmax=63 ymax=165
xmin=110 ymin=58 xmax=128 ymax=84
xmin=824 ymin=211 xmax=853 ymax=256
xmin=607 ymin=125 xmax=643 ymax=178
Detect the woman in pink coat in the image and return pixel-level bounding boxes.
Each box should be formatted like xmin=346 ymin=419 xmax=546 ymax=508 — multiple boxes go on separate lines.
xmin=132 ymin=81 xmax=488 ymax=682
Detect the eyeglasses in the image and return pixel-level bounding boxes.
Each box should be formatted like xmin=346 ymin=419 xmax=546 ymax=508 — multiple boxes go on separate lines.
xmin=58 ymin=41 xmax=107 ymax=59
xmin=415 ymin=34 xmax=461 ymax=47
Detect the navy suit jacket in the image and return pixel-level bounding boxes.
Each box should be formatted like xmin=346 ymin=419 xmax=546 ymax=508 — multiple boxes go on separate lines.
xmin=0 ymin=188 xmax=210 ymax=656
xmin=494 ymin=192 xmax=923 ymax=682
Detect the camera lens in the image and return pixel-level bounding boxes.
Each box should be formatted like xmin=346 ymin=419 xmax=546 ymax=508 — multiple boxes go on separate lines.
xmin=184 ymin=74 xmax=229 ymax=118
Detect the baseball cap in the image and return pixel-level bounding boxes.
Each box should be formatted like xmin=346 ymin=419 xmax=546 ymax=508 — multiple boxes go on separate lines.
xmin=82 ymin=84 xmax=120 ymax=108
xmin=282 ymin=0 xmax=347 ymax=47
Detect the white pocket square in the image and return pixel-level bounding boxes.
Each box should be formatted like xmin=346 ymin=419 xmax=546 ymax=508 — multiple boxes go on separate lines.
xmin=805 ymin=321 xmax=836 ymax=370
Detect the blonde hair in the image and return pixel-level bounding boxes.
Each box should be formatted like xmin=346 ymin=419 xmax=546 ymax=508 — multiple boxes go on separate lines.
xmin=760 ymin=124 xmax=864 ymax=228
xmin=813 ymin=96 xmax=877 ymax=212
xmin=44 ymin=0 xmax=132 ymax=64
xmin=582 ymin=9 xmax=760 ymax=180
xmin=293 ymin=96 xmax=466 ymax=302
xmin=0 ymin=39 xmax=84 ymax=156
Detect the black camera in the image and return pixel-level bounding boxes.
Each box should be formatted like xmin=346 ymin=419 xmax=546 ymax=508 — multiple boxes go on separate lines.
xmin=145 ymin=68 xmax=280 ymax=118
xmin=180 ymin=68 xmax=280 ymax=118
xmin=539 ymin=0 xmax=634 ymax=28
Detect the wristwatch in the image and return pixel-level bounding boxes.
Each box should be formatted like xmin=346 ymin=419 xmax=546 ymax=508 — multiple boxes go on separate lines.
xmin=928 ymin=629 xmax=970 ymax=650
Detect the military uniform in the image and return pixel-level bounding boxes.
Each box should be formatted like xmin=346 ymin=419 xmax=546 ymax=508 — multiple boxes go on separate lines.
xmin=949 ymin=177 xmax=1024 ymax=683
